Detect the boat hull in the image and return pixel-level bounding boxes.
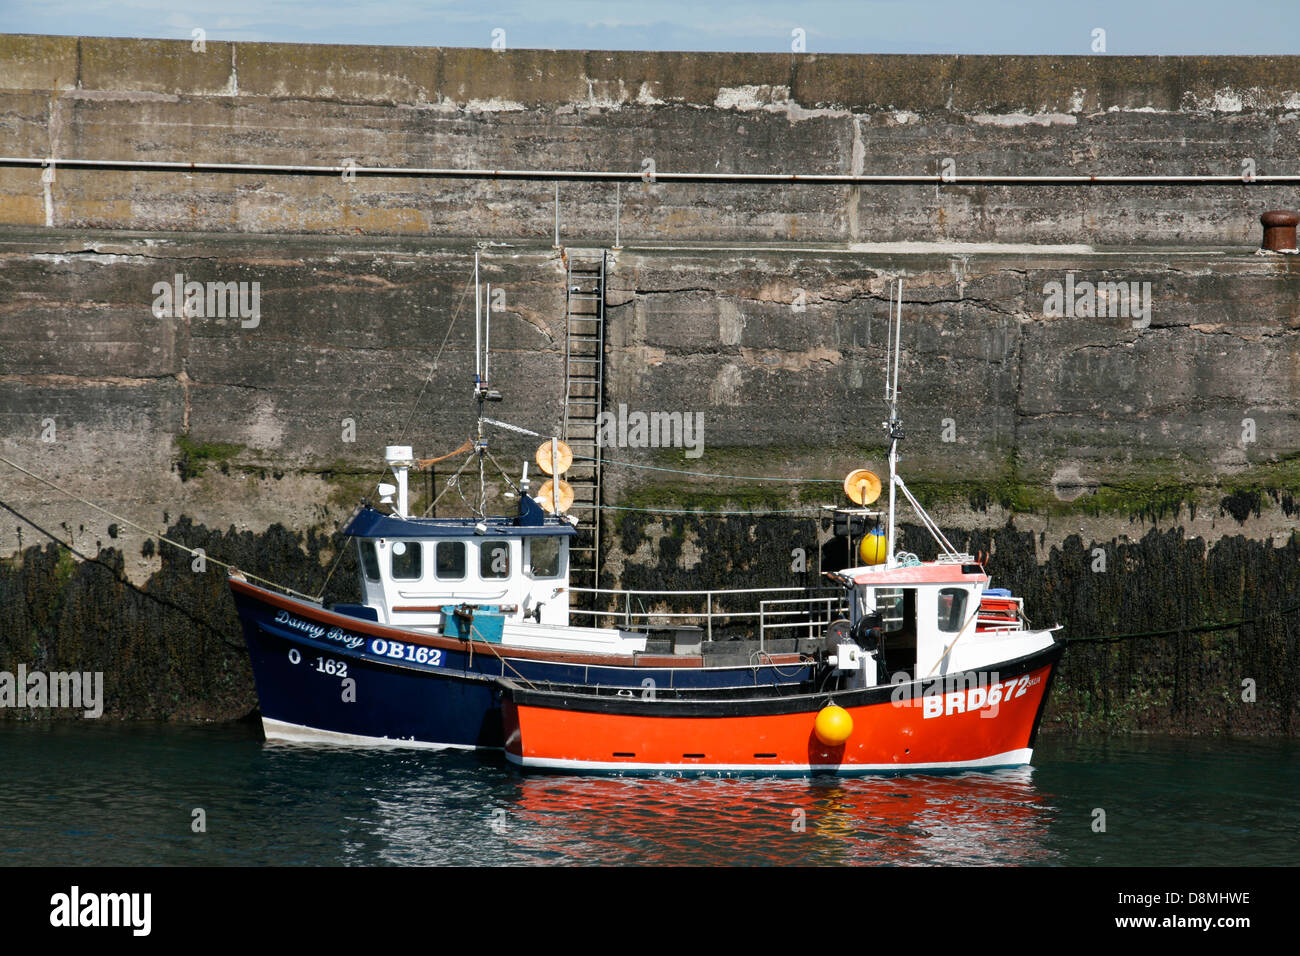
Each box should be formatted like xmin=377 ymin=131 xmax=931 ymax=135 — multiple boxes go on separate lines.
xmin=501 ymin=638 xmax=1065 ymax=775
xmin=230 ymin=578 xmax=818 ymax=750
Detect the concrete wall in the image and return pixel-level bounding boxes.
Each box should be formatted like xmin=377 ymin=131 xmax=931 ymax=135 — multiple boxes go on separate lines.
xmin=4 ymin=35 xmax=1300 ymax=243
xmin=3 ymin=227 xmax=1297 ymax=567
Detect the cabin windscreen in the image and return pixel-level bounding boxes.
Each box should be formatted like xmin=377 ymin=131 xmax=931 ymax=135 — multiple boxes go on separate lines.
xmin=937 ymin=587 xmax=969 ymax=632
xmin=359 ymin=541 xmax=380 ymax=581
xmin=527 ymin=536 xmax=563 ymax=578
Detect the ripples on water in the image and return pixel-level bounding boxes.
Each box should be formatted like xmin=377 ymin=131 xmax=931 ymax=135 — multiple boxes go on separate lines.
xmin=0 ymin=723 xmax=1295 ymax=866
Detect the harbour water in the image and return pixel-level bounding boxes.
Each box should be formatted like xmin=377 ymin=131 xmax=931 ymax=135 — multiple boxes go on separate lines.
xmin=1 ymin=722 xmax=1295 ymax=866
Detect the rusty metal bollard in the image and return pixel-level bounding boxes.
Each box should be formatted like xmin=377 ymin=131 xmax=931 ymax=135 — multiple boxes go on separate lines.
xmin=1259 ymin=210 xmax=1299 ymax=253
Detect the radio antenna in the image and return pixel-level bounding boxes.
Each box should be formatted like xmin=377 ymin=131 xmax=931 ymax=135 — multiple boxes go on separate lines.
xmin=885 ymin=278 xmax=903 ymax=564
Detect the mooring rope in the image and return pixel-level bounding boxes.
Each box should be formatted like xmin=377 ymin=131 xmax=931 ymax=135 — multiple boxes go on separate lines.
xmin=1067 ymin=603 xmax=1300 ymax=644
xmin=470 ymin=621 xmax=537 ymax=690
xmin=395 ymin=270 xmax=476 ymax=447
xmin=0 ymin=496 xmax=247 ymax=649
xmin=312 ymin=525 xmax=355 ymax=605
xmin=572 ymin=454 xmax=844 ymax=484
xmin=0 ymin=453 xmax=318 ymax=602
xmin=601 ymin=503 xmax=825 ymax=515
xmin=419 ymin=449 xmax=477 ymax=517
xmin=482 ymin=447 xmax=524 ymax=497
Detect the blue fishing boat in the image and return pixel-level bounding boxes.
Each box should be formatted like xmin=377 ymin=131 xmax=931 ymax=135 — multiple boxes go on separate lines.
xmin=228 ymin=504 xmax=827 ymax=748
xmin=228 ymin=252 xmax=838 ymax=749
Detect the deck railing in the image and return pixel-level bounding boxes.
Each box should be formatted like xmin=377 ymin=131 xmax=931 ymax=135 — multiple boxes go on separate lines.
xmin=567 ymin=585 xmax=847 ymax=646
xmin=757 ymin=595 xmax=847 ymax=647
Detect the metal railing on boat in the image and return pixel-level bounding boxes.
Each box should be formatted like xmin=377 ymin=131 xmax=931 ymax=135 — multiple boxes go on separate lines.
xmin=567 ymin=585 xmax=847 ymax=647
xmin=757 ymin=595 xmax=846 ymax=648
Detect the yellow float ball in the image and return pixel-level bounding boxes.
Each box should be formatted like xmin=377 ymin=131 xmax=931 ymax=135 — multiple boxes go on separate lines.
xmin=814 ymin=705 xmax=853 ymax=747
xmin=859 ymin=530 xmax=887 ymax=565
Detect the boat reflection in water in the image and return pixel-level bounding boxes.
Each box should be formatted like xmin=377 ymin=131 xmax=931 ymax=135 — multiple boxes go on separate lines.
xmin=502 ymin=768 xmax=1059 ymax=866
xmin=251 ymin=740 xmax=1056 ymax=865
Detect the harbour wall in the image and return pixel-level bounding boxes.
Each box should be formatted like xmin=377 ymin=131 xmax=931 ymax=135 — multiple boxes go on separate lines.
xmin=1 ymin=35 xmax=1299 ymax=733
xmin=4 ymin=35 xmax=1300 ymax=243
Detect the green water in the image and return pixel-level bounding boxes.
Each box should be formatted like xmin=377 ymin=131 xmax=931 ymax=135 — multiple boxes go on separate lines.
xmin=0 ymin=722 xmax=1295 ymax=866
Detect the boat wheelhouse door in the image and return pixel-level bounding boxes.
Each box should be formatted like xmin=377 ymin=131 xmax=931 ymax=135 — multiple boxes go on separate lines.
xmin=521 ymin=533 xmax=570 ymax=626
xmin=877 ymin=586 xmax=918 ymax=682
xmin=850 ymin=584 xmax=919 ymax=684
xmin=357 ymin=538 xmax=384 ymax=614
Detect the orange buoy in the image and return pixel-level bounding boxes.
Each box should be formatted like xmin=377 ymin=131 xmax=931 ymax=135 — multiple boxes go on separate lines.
xmin=842 ymin=468 xmax=881 ymax=505
xmin=536 ymin=478 xmax=574 ymax=514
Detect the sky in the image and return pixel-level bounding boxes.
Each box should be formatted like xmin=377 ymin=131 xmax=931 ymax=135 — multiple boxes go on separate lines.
xmin=2 ymin=0 xmax=1299 ymax=54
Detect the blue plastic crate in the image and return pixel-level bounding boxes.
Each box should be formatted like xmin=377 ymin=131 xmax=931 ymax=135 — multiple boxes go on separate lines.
xmin=440 ymin=604 xmax=506 ymax=643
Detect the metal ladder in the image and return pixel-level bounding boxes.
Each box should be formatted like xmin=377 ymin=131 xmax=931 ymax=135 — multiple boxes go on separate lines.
xmin=561 ymin=249 xmax=607 ymax=590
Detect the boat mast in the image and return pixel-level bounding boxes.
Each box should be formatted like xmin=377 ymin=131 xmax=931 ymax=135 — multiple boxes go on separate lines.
xmin=470 ymin=247 xmax=506 ymax=515
xmin=877 ymin=279 xmax=966 ymax=564
xmin=474 ymin=250 xmax=481 ymax=387
xmin=884 ymin=279 xmax=904 ymax=566
xmin=474 ymin=250 xmax=487 ymax=514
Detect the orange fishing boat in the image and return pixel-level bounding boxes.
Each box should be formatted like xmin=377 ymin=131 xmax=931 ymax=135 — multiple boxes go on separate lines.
xmin=499 ymin=280 xmax=1067 ymax=775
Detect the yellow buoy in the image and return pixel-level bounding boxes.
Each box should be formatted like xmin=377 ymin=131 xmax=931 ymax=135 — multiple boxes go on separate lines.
xmin=814 ymin=704 xmax=853 ymax=747
xmin=859 ymin=529 xmax=887 ymax=565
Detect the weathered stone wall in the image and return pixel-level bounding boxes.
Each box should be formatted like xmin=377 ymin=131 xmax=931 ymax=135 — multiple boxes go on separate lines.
xmin=2 ymin=34 xmax=1299 ymax=732
xmin=4 ymin=230 xmax=1297 ymax=561
xmin=4 ymin=35 xmax=1300 ymax=244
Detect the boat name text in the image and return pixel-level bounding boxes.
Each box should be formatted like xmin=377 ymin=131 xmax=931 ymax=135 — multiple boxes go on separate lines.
xmin=273 ymin=610 xmax=366 ymax=649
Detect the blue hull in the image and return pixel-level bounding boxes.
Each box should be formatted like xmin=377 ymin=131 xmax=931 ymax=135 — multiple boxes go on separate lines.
xmin=231 ymin=580 xmax=817 ymax=749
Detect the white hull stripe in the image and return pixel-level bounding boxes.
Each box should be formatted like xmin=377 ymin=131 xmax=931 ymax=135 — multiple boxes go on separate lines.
xmin=260 ymin=717 xmax=481 ymax=751
xmin=504 ymin=748 xmax=1034 ymax=774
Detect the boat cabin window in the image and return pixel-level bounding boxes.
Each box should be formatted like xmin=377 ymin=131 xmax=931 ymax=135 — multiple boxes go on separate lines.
xmin=526 ymin=536 xmax=562 ymax=578
xmin=435 ymin=541 xmax=467 ymax=580
xmin=937 ymin=587 xmax=969 ymax=632
xmin=480 ymin=540 xmax=511 ymax=579
xmin=390 ymin=541 xmax=422 ymax=580
xmin=359 ymin=541 xmax=381 ymax=582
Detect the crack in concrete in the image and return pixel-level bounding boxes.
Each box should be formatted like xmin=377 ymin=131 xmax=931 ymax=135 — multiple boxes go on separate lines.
xmin=914 ymin=295 xmax=1023 ymax=318
xmin=15 ymin=249 xmax=241 ymax=263
xmin=508 ymin=308 xmax=556 ymax=343
xmin=624 ymin=286 xmax=717 ymax=297
xmin=1066 ymin=341 xmax=1136 ymax=355
xmin=1183 ymin=323 xmax=1297 ymax=340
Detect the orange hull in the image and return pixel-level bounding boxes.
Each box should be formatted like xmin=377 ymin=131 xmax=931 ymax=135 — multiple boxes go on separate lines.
xmin=503 ymin=641 xmax=1063 ymax=775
